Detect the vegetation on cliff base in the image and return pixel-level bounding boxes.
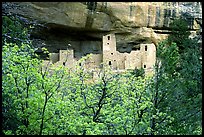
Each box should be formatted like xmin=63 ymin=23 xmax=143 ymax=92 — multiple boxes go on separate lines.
xmin=2 ymin=15 xmax=202 ymax=135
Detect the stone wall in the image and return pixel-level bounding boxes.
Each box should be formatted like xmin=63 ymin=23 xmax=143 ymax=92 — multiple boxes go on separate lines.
xmin=140 ymin=43 xmax=156 ymax=70
xmin=47 ymin=41 xmax=103 ymax=70
xmin=102 ymin=33 xmax=156 ymax=72
xmin=50 ymin=53 xmax=59 ymax=64
xmin=46 ymin=33 xmax=156 ymax=73
xmin=102 ymin=34 xmax=118 ymax=68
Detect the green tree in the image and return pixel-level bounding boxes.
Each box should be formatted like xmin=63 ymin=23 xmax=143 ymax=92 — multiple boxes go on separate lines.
xmin=2 ymin=15 xmax=30 ymax=46
xmin=167 ymin=18 xmax=191 ymax=53
xmin=2 ymin=15 xmax=68 ymax=135
xmin=171 ymin=33 xmax=202 ymax=135
xmin=2 ymin=15 xmax=35 ymax=134
xmin=148 ymin=41 xmax=179 ymax=135
xmin=148 ymin=18 xmax=202 ymax=135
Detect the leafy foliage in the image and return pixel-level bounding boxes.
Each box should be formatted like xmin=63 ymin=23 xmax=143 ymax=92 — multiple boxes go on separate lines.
xmin=149 ymin=18 xmax=202 ymax=135
xmin=129 ymin=67 xmax=145 ymax=78
xmin=167 ymin=18 xmax=191 ymax=53
xmin=2 ymin=15 xmax=30 ymax=45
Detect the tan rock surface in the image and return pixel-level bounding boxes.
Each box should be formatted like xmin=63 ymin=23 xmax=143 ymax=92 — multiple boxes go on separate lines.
xmin=2 ymin=2 xmax=202 ymax=49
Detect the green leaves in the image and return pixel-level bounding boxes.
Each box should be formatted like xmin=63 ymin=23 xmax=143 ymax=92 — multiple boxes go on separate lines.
xmin=2 ymin=15 xmax=30 ymax=45
xmin=149 ymin=18 xmax=202 ymax=135
xmin=157 ymin=40 xmax=180 ymax=76
xmin=168 ymin=18 xmax=191 ymax=49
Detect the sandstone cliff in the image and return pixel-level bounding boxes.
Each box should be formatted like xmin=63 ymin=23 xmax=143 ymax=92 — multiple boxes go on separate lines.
xmin=2 ymin=2 xmax=202 ymax=53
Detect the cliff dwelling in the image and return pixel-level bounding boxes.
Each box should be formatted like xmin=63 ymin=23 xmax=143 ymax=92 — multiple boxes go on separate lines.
xmin=102 ymin=34 xmax=156 ymax=72
xmin=3 ymin=2 xmax=201 ymax=75
xmin=42 ymin=33 xmax=156 ymax=74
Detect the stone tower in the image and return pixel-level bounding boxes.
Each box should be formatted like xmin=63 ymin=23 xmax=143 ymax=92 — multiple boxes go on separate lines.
xmin=140 ymin=43 xmax=156 ymax=72
xmin=102 ymin=33 xmax=118 ymax=69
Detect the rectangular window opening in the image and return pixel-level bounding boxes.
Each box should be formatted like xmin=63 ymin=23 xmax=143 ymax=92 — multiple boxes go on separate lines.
xmin=130 ymin=6 xmax=133 ymax=17
xmin=108 ymin=36 xmax=110 ymax=40
xmin=145 ymin=45 xmax=147 ymax=51
xmin=109 ymin=61 xmax=112 ymax=65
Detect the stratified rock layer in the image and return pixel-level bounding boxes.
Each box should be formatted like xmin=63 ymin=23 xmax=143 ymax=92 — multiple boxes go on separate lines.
xmin=2 ymin=2 xmax=202 ymax=52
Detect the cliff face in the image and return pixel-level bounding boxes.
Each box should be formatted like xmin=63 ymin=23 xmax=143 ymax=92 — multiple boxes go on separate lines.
xmin=2 ymin=2 xmax=202 ymax=53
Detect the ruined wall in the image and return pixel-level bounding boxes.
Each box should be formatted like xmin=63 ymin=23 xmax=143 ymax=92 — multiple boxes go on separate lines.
xmin=122 ymin=43 xmax=156 ymax=71
xmin=50 ymin=53 xmax=59 ymax=64
xmin=145 ymin=44 xmax=156 ymax=70
xmin=48 ymin=40 xmax=102 ymax=70
xmin=84 ymin=54 xmax=103 ymax=70
xmin=102 ymin=34 xmax=118 ymax=69
xmin=140 ymin=43 xmax=156 ymax=71
xmin=102 ymin=33 xmax=156 ymax=71
xmin=60 ymin=49 xmax=75 ymax=68
xmin=124 ymin=51 xmax=142 ymax=70
xmin=44 ymin=33 xmax=156 ymax=74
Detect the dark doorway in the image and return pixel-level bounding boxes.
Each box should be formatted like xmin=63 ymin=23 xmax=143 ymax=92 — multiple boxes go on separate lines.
xmin=109 ymin=61 xmax=112 ymax=65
